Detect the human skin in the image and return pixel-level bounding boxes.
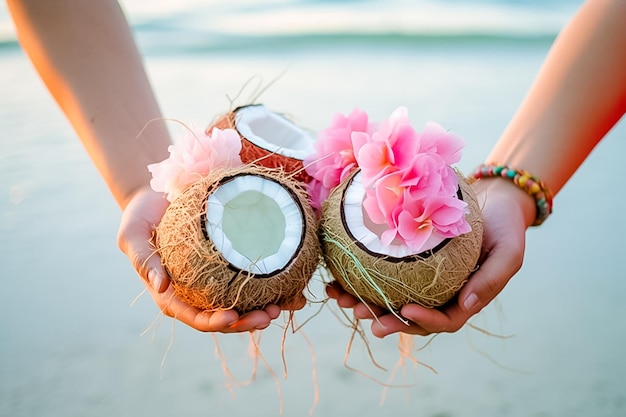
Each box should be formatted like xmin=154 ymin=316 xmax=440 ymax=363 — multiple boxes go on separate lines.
xmin=328 ymin=0 xmax=626 ymax=337
xmin=6 ymin=0 xmax=298 ymax=332
xmin=9 ymin=0 xmax=625 ymax=336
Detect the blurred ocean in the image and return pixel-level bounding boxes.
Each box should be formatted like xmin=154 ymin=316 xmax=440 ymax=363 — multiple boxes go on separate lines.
xmin=2 ymin=1 xmax=626 ymax=416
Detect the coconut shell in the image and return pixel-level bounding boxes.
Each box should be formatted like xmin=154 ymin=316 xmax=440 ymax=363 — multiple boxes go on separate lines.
xmin=320 ymin=169 xmax=483 ymax=310
xmin=155 ymin=165 xmax=321 ymax=314
xmin=207 ymin=105 xmax=312 ymax=184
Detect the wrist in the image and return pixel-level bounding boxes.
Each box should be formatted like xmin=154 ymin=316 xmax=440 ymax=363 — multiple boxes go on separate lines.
xmin=119 ymin=184 xmax=162 ymax=211
xmin=472 ymin=177 xmax=537 ymax=229
xmin=470 ymin=163 xmax=553 ymax=227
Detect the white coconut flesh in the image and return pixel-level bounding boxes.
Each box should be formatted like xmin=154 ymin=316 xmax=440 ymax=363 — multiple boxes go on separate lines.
xmin=234 ymin=104 xmax=316 ymax=160
xmin=205 ymin=174 xmax=304 ymax=276
xmin=342 ymin=172 xmax=450 ymax=259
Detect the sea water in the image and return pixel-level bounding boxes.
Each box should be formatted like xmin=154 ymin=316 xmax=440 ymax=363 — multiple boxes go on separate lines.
xmin=1 ymin=1 xmax=625 ymax=416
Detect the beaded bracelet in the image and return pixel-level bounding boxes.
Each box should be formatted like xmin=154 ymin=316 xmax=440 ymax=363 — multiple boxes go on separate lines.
xmin=470 ymin=163 xmax=553 ymax=226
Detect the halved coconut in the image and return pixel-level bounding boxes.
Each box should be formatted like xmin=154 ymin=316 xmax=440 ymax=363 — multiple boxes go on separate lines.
xmin=156 ymin=165 xmax=320 ymax=313
xmin=320 ymin=169 xmax=483 ymax=311
xmin=207 ymin=104 xmax=316 ymax=183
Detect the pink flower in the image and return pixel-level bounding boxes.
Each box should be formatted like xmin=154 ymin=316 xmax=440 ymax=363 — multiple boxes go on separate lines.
xmin=382 ymin=194 xmax=470 ymax=252
xmin=417 ymin=121 xmax=465 ymax=165
xmin=353 ymin=107 xmax=470 ymax=252
xmin=306 ymin=179 xmax=331 ymax=212
xmin=148 ymin=126 xmax=242 ymax=202
xmin=356 ymin=107 xmax=419 ymax=185
xmin=305 ymin=105 xmax=472 ymax=251
xmin=304 ymin=108 xmax=377 ymax=209
xmin=402 ymin=153 xmax=458 ymax=200
xmin=362 ymin=171 xmax=404 ymax=225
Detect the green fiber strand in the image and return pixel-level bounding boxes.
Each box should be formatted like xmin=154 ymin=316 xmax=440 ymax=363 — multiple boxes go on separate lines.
xmin=323 ymin=233 xmax=408 ymax=325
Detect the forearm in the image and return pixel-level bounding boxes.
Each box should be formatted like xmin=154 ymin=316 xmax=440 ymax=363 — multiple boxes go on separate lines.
xmin=488 ymin=0 xmax=626 ymax=202
xmin=7 ymin=0 xmax=170 ymax=209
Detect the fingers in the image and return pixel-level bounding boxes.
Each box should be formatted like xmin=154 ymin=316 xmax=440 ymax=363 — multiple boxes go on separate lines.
xmin=370 ymin=314 xmax=427 ymax=338
xmin=278 ymin=294 xmax=307 ymax=311
xmin=396 ymin=251 xmax=523 ymax=335
xmin=117 ymin=216 xmax=163 ymax=290
xmin=326 ymin=280 xmax=474 ymax=336
xmin=148 ymin=286 xmax=235 ymax=332
xmin=149 ymin=286 xmax=277 ymax=333
xmin=399 ymin=303 xmax=466 ymax=334
xmin=321 ymin=183 xmax=531 ymax=338
xmin=146 ymin=267 xmax=169 ymax=293
xmin=326 ymin=255 xmax=524 ymax=338
xmin=456 ymin=233 xmax=525 ymax=317
xmin=353 ymin=302 xmax=386 ymax=319
xmin=453 ymin=182 xmax=527 ymax=317
xmin=264 ymin=304 xmax=282 ymax=320
xmin=227 ymin=310 xmax=275 ymax=332
xmin=120 ymin=188 xmax=294 ymax=334
xmin=117 ymin=187 xmax=170 ymax=293
xmin=326 ymin=281 xmax=360 ymax=309
xmin=394 ymin=236 xmax=525 ymax=335
xmin=325 ymin=281 xmax=343 ymax=300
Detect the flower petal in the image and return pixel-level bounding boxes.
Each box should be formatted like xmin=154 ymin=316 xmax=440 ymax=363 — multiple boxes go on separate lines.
xmin=396 ymin=210 xmax=434 ymax=251
xmin=419 ymin=121 xmax=465 ymax=165
xmin=304 ymin=108 xmax=375 ymax=194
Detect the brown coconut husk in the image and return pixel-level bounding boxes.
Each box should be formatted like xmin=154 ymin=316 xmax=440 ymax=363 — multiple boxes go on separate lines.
xmin=155 ymin=164 xmax=321 ymax=314
xmin=320 ymin=169 xmax=483 ymax=311
xmin=207 ymin=106 xmax=312 ymax=184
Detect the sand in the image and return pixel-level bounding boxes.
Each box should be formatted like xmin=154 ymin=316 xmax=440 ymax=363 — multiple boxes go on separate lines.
xmin=2 ymin=1 xmax=626 ymax=415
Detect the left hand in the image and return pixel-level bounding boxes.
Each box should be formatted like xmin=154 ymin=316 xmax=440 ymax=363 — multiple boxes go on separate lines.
xmin=326 ymin=177 xmax=531 ymax=337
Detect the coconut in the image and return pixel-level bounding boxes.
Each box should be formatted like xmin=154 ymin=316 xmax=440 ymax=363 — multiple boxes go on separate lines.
xmin=155 ymin=165 xmax=321 ymax=314
xmin=207 ymin=104 xmax=316 ymax=183
xmin=320 ymin=169 xmax=483 ymax=311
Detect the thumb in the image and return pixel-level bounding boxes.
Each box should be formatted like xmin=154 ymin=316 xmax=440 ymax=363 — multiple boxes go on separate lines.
xmin=458 ymin=242 xmax=524 ymax=315
xmin=117 ymin=190 xmax=171 ymax=293
xmin=118 ymin=223 xmax=169 ymax=293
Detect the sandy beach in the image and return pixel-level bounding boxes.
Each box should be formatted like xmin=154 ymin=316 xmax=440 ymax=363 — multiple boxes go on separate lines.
xmin=1 ymin=1 xmax=625 ymax=416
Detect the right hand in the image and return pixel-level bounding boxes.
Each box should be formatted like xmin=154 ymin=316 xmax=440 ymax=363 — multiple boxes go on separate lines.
xmin=117 ymin=186 xmax=285 ymax=332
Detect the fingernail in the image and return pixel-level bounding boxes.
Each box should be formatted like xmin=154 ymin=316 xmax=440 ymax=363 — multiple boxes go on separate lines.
xmin=148 ymin=268 xmax=163 ymax=292
xmin=463 ymin=293 xmax=479 ymax=314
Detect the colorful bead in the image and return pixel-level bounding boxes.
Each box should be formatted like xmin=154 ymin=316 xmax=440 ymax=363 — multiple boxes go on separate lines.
xmin=469 ymin=163 xmax=553 ymax=226
xmin=517 ymin=175 xmax=529 ymax=186
xmin=528 ymin=183 xmax=541 ymax=194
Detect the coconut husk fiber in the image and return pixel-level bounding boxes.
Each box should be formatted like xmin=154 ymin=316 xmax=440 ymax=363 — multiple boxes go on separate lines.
xmin=207 ymin=105 xmax=312 ymax=184
xmin=155 ymin=164 xmax=321 ymax=314
xmin=320 ymin=169 xmax=483 ymax=311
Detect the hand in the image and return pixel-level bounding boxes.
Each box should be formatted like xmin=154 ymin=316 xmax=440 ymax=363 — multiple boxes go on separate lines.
xmin=326 ymin=178 xmax=533 ymax=337
xmin=117 ymin=186 xmax=284 ymax=332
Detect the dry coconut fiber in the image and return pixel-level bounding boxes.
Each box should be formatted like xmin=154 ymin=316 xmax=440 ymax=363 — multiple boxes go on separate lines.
xmin=207 ymin=103 xmax=316 ymax=184
xmin=320 ymin=169 xmax=483 ymax=312
xmin=156 ymin=164 xmax=321 ymax=314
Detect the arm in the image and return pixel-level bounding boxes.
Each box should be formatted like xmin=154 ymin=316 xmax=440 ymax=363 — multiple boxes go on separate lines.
xmin=488 ymin=0 xmax=626 ymax=200
xmin=8 ymin=0 xmax=281 ymax=332
xmin=330 ymin=0 xmax=626 ymax=337
xmin=6 ymin=0 xmax=169 ymax=208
